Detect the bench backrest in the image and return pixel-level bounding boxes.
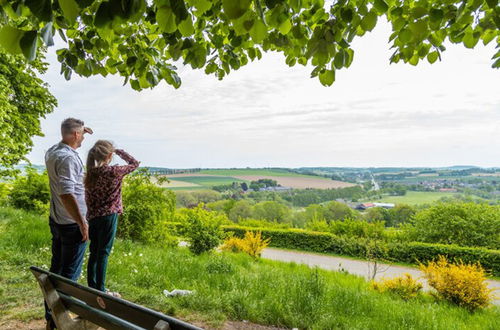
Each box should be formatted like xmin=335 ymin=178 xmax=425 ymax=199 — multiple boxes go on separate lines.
xmin=31 ymin=266 xmax=202 ymax=330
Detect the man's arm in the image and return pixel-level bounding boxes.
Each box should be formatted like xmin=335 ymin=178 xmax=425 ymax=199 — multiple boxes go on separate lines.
xmin=60 ymin=194 xmax=88 ymax=241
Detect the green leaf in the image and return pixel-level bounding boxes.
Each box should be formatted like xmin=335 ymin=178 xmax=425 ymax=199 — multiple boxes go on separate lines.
xmin=463 ymin=31 xmax=479 ymax=49
xmin=427 ymin=51 xmax=439 ymax=64
xmin=340 ymin=8 xmax=353 ymax=22
xmin=429 ymin=9 xmax=444 ymax=23
xmin=492 ymin=58 xmax=500 ymax=69
xmin=20 ymin=31 xmax=38 ymax=61
xmin=249 ymin=20 xmax=267 ymax=43
xmin=0 ymin=26 xmax=24 ymax=54
xmin=486 ymin=0 xmax=497 ymax=9
xmin=171 ymin=0 xmax=189 ymax=21
xmin=179 ymin=16 xmax=195 ymax=36
xmin=58 ymin=0 xmax=80 ymax=23
xmin=278 ymin=19 xmax=292 ymax=35
xmin=94 ymin=2 xmax=113 ymax=28
xmin=360 ymin=11 xmax=377 ymax=32
xmin=333 ymin=50 xmax=345 ymax=69
xmin=482 ymin=30 xmax=496 ymax=46
xmin=373 ymin=0 xmax=389 ymax=14
xmin=25 ymin=0 xmax=52 ymax=21
xmin=40 ymin=23 xmax=55 ymax=47
xmin=188 ymin=0 xmax=211 ymax=16
xmin=157 ymin=6 xmax=177 ymax=33
xmin=319 ymin=69 xmax=335 ymax=86
xmin=222 ymin=0 xmax=252 ymax=20
xmin=398 ymin=29 xmax=413 ymax=43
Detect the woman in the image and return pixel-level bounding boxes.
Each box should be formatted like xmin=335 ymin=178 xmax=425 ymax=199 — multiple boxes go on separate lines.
xmin=85 ymin=140 xmax=139 ymax=295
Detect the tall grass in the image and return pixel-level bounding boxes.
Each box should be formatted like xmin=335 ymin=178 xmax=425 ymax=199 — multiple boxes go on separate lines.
xmin=1 ymin=207 xmax=499 ymax=329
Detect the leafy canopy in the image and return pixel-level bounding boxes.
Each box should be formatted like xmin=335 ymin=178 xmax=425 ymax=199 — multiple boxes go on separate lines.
xmin=0 ymin=0 xmax=498 ymax=89
xmin=0 ymin=50 xmax=57 ymax=174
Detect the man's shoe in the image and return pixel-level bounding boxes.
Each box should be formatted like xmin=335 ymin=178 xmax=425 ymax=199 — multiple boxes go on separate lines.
xmin=46 ymin=319 xmax=56 ymax=330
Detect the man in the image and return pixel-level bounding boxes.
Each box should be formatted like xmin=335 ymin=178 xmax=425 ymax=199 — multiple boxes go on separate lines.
xmin=44 ymin=118 xmax=93 ymax=330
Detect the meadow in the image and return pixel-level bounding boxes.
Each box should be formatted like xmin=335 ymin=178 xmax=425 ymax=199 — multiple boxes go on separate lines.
xmin=374 ymin=191 xmax=458 ymax=205
xmin=1 ymin=207 xmax=499 ymax=329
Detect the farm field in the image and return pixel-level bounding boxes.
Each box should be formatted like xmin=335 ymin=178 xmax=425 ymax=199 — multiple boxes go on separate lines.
xmin=374 ymin=191 xmax=457 ymax=205
xmin=164 ymin=169 xmax=356 ymax=189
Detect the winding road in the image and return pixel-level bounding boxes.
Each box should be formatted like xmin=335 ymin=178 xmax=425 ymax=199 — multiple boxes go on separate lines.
xmin=261 ymin=248 xmax=500 ymax=305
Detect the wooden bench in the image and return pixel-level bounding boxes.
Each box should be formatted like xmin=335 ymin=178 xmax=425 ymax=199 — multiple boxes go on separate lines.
xmin=30 ymin=266 xmax=202 ymax=330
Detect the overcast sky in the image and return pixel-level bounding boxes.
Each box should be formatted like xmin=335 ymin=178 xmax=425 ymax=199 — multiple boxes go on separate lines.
xmin=26 ymin=20 xmax=500 ymax=169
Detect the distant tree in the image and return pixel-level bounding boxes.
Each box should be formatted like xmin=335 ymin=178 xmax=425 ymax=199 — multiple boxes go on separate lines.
xmin=253 ymin=201 xmax=290 ymax=223
xmin=387 ymin=204 xmax=416 ymax=226
xmin=228 ymin=199 xmax=254 ymax=222
xmin=191 ymin=190 xmax=222 ymax=204
xmin=175 ymin=191 xmax=197 ymax=208
xmin=323 ymin=201 xmax=359 ymax=222
xmin=241 ymin=182 xmax=249 ymax=191
xmin=364 ymin=207 xmax=390 ymax=223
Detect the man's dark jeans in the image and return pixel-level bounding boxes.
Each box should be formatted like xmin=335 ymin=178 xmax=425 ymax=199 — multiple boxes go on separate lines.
xmin=45 ymin=218 xmax=87 ymax=322
xmin=87 ymin=213 xmax=118 ymax=292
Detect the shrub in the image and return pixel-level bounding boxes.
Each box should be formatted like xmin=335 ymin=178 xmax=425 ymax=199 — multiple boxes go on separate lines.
xmin=420 ymin=256 xmax=493 ymax=310
xmin=184 ymin=205 xmax=226 ymax=254
xmin=8 ymin=167 xmax=50 ymax=214
xmin=120 ymin=170 xmax=176 ymax=244
xmin=371 ymin=274 xmax=423 ymax=300
xmin=223 ymin=226 xmax=500 ymax=276
xmin=408 ymin=202 xmax=500 ymax=249
xmin=220 ymin=231 xmax=270 ymax=259
xmin=0 ymin=182 xmax=11 ymax=205
xmin=252 ymin=201 xmax=290 ymax=223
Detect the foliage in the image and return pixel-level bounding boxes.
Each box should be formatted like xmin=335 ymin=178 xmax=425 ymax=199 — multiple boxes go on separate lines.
xmin=224 ymin=225 xmax=500 ymax=276
xmin=8 ymin=167 xmax=50 ymax=214
xmin=408 ymin=202 xmax=500 ymax=249
xmin=0 ymin=51 xmax=57 ymax=174
xmin=420 ymin=256 xmax=493 ymax=310
xmin=221 ymin=230 xmax=270 ymax=259
xmin=120 ymin=169 xmax=177 ymax=244
xmin=238 ymin=217 xmax=291 ymax=229
xmin=283 ymin=186 xmax=364 ymax=207
xmin=1 ymin=0 xmax=497 ymax=91
xmin=0 ymin=182 xmax=11 ymax=205
xmin=371 ymin=274 xmax=423 ymax=300
xmin=306 ymin=218 xmax=386 ymax=240
xmin=252 ymin=200 xmax=290 ymax=223
xmin=387 ymin=204 xmax=416 ymax=226
xmin=323 ymin=200 xmax=360 ymax=221
xmin=183 ymin=204 xmax=226 ymax=254
xmin=228 ymin=199 xmax=253 ymax=222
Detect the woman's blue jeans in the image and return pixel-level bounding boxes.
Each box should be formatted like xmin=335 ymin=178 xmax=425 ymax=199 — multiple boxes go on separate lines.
xmin=87 ymin=213 xmax=118 ymax=292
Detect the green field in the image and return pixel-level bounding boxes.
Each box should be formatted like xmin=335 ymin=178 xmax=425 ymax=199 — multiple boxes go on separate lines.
xmin=374 ymin=191 xmax=458 ymax=205
xmin=198 ymin=168 xmax=327 ymax=178
xmin=169 ymin=176 xmax=246 ymax=187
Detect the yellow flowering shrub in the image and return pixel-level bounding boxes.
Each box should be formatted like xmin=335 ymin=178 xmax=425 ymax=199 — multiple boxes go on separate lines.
xmin=220 ymin=231 xmax=270 ymax=259
xmin=420 ymin=256 xmax=493 ymax=310
xmin=371 ymin=274 xmax=423 ymax=300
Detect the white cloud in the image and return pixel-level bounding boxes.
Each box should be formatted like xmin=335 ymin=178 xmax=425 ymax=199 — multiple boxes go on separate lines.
xmin=26 ymin=21 xmax=500 ymax=168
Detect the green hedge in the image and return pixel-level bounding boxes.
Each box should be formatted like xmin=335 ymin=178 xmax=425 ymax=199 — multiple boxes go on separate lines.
xmin=223 ymin=226 xmax=500 ymax=276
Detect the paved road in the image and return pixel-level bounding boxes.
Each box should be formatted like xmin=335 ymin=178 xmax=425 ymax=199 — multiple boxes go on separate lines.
xmin=262 ymin=248 xmax=500 ymax=305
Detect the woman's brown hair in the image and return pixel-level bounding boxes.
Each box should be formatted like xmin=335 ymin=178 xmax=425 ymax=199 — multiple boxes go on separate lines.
xmin=85 ymin=140 xmax=115 ymax=189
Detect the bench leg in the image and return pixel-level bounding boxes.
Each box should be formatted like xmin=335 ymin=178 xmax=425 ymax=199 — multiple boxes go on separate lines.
xmin=35 ymin=274 xmax=99 ymax=330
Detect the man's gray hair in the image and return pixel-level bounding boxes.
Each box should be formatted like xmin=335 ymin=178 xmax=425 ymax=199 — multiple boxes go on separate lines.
xmin=61 ymin=118 xmax=84 ymax=136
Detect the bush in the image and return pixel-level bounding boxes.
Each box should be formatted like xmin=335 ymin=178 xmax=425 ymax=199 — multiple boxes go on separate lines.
xmin=223 ymin=226 xmax=500 ymax=276
xmin=371 ymin=274 xmax=423 ymax=300
xmin=0 ymin=182 xmax=11 ymax=205
xmin=8 ymin=167 xmax=50 ymax=214
xmin=221 ymin=231 xmax=270 ymax=259
xmin=420 ymin=256 xmax=493 ymax=310
xmin=120 ymin=170 xmax=177 ymax=244
xmin=183 ymin=205 xmax=226 ymax=254
xmin=408 ymin=202 xmax=500 ymax=249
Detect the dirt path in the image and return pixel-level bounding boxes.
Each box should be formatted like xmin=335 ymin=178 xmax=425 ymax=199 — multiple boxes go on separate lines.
xmin=262 ymin=248 xmax=500 ymax=305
